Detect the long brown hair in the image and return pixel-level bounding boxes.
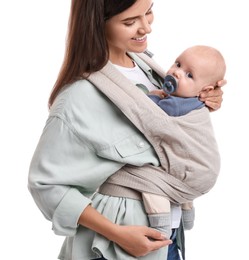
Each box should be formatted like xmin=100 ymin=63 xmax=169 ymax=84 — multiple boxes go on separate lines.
xmin=49 ymin=0 xmax=136 ymax=107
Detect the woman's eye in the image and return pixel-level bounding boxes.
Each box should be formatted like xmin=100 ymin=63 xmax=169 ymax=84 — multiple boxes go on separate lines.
xmin=146 ymin=9 xmax=153 ymax=15
xmin=124 ymin=20 xmax=136 ymax=26
xmin=186 ymin=72 xmax=193 ymax=79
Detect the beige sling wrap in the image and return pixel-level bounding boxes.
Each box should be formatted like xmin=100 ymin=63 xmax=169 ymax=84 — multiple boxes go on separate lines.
xmin=88 ymin=53 xmax=220 ymax=205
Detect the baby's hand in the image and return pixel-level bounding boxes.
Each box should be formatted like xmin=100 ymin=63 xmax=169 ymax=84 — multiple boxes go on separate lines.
xmin=149 ymin=89 xmax=168 ymax=99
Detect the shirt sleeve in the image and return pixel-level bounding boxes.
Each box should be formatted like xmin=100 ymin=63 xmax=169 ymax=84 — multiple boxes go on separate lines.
xmin=28 ymin=116 xmax=121 ymax=236
xmin=28 ymin=80 xmax=160 ymax=236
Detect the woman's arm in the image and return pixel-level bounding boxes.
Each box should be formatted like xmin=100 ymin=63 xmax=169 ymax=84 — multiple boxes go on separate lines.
xmin=78 ymin=205 xmax=172 ymax=257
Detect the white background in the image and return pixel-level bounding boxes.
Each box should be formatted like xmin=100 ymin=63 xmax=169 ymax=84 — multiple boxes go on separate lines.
xmin=0 ymin=1 xmax=248 ymax=259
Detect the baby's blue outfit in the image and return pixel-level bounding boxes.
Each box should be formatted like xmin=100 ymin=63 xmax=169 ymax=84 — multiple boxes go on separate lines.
xmin=148 ymin=95 xmax=204 ymax=116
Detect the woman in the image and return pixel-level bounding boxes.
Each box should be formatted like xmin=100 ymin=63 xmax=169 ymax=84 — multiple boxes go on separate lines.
xmin=28 ymin=1 xmax=225 ymax=259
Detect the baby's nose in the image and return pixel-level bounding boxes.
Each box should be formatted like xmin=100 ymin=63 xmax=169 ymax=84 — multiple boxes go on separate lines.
xmin=173 ymin=70 xmax=179 ymax=78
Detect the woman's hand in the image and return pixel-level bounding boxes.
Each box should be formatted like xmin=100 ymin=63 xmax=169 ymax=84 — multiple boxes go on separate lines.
xmin=79 ymin=205 xmax=171 ymax=257
xmin=199 ymin=79 xmax=226 ymax=111
xmin=114 ymin=225 xmax=172 ymax=257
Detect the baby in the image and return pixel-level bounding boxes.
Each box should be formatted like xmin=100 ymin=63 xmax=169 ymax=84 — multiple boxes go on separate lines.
xmin=148 ymin=45 xmax=226 ymax=116
xmin=142 ymin=45 xmax=226 ymax=237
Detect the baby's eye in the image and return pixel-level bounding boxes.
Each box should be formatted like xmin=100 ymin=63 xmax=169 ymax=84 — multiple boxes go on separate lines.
xmin=186 ymin=72 xmax=193 ymax=79
xmin=175 ymin=62 xmax=180 ymax=68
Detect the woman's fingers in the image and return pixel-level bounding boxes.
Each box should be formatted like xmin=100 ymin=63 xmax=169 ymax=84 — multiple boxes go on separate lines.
xmin=199 ymin=86 xmax=224 ymax=111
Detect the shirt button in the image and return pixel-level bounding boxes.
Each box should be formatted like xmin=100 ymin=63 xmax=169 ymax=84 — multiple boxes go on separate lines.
xmin=138 ymin=141 xmax=145 ymax=148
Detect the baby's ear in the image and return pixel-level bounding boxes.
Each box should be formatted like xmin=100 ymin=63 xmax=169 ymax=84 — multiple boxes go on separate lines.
xmin=202 ymin=85 xmax=215 ymax=92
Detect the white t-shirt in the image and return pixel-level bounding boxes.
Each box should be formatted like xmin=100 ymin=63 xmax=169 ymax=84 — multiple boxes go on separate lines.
xmin=113 ymin=62 xmax=156 ymax=92
xmin=113 ymin=61 xmax=182 ymax=229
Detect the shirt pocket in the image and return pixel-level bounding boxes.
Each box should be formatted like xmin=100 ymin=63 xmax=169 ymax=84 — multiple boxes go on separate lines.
xmin=114 ymin=135 xmax=150 ymax=158
xmin=96 ymin=134 xmax=153 ymax=164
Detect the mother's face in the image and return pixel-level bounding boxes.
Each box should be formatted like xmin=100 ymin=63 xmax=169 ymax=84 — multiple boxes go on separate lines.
xmin=105 ymin=0 xmax=154 ymax=57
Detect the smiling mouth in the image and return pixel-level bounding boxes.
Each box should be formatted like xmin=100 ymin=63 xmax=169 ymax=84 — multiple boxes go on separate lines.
xmin=132 ymin=35 xmax=147 ymax=42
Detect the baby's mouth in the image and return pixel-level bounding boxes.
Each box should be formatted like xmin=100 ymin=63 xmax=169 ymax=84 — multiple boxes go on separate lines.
xmin=163 ymin=75 xmax=178 ymax=94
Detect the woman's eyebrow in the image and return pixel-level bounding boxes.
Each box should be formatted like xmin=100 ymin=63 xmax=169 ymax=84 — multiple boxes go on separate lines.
xmin=121 ymin=2 xmax=154 ymax=22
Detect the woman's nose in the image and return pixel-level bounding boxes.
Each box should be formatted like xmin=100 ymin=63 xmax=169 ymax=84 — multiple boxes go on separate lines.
xmin=138 ymin=17 xmax=152 ymax=34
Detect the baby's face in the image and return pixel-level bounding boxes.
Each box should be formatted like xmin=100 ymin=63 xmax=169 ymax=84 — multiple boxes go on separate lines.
xmin=166 ymin=48 xmax=215 ymax=97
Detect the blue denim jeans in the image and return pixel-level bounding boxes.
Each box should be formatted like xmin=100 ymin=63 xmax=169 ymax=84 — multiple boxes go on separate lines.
xmin=167 ymin=229 xmax=181 ymax=260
